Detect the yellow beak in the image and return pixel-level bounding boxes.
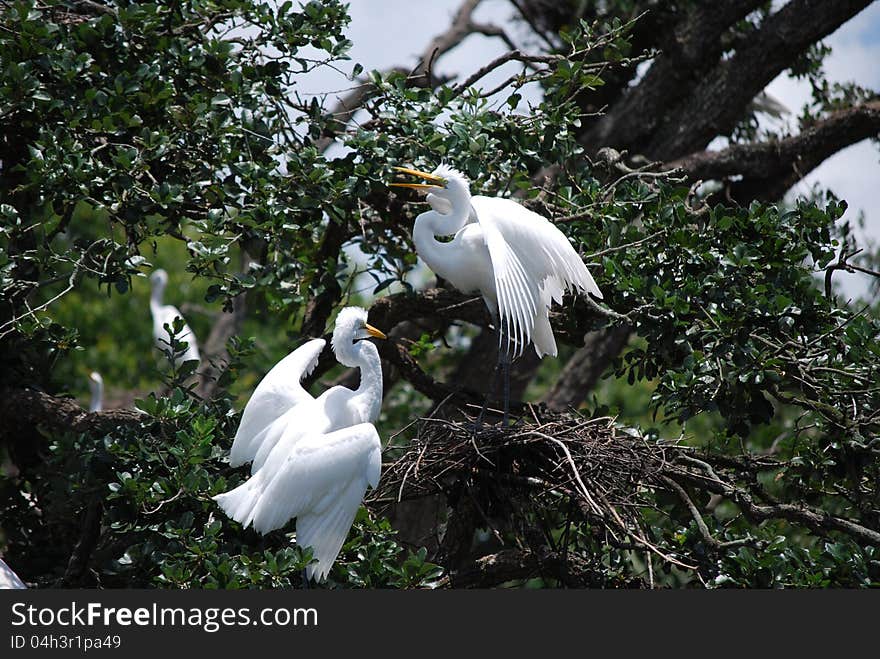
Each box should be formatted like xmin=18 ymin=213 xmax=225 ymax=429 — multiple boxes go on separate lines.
xmin=390 ymin=165 xmax=446 ymax=189
xmin=365 ymin=323 xmax=387 ymax=340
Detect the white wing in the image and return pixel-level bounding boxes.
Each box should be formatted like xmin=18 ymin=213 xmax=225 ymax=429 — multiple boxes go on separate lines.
xmin=213 ymin=422 xmax=382 ymax=582
xmin=0 ymin=558 xmax=26 ymax=589
xmin=472 ymin=195 xmax=602 ymax=358
xmin=229 ymin=338 xmax=325 ymax=468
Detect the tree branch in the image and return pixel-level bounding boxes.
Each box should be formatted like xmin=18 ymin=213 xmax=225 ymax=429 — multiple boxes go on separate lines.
xmin=544 ymin=325 xmax=632 ymax=411
xmin=669 ymin=100 xmax=880 ymax=202
xmin=582 ymin=0 xmax=766 ymax=154
xmin=0 ymin=388 xmax=149 ymax=439
xmin=645 ymin=0 xmax=875 ymax=159
xmin=300 ymin=219 xmax=349 ymax=339
xmin=314 ymin=0 xmax=487 ymax=152
xmin=60 ymin=497 xmax=103 ymax=587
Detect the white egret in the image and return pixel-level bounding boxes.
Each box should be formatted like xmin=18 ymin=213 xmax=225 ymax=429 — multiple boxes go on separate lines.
xmin=0 ymin=558 xmax=26 ymax=589
xmin=391 ymin=164 xmax=603 ymax=419
xmin=149 ymin=269 xmax=200 ymax=367
xmin=88 ymin=371 xmax=103 ymax=412
xmin=392 ymin=164 xmax=602 ymax=358
xmin=213 ymin=306 xmax=386 ymax=582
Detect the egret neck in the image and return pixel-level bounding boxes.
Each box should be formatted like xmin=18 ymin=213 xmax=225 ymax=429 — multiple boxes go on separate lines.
xmin=150 ymin=274 xmax=165 ymax=313
xmin=333 ymin=338 xmax=383 ymax=423
xmin=411 ymin=188 xmax=473 ymax=275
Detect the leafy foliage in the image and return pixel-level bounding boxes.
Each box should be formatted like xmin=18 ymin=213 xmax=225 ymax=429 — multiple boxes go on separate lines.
xmin=1 ymin=1 xmax=878 ymax=588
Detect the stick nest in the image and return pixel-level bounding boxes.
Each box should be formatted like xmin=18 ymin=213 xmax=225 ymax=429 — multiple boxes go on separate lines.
xmin=372 ymin=407 xmax=700 ymax=571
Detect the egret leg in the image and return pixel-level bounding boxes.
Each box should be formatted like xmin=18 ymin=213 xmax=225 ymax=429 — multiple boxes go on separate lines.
xmin=501 ymin=350 xmax=510 ymax=427
xmin=473 ymin=357 xmax=502 ymax=432
xmin=302 ymin=568 xmax=310 ymax=589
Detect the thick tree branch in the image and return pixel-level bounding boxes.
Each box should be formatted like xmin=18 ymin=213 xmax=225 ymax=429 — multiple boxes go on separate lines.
xmin=60 ymin=497 xmax=103 ymax=587
xmin=300 ymin=219 xmax=349 ymax=339
xmin=368 ymin=288 xmax=488 ymax=333
xmin=194 ymin=291 xmax=248 ymax=399
xmin=669 ymin=100 xmax=880 ymax=202
xmin=645 ymin=0 xmax=874 ymax=159
xmin=195 ymin=253 xmax=250 ymax=401
xmin=582 ymin=0 xmax=766 ymax=154
xmin=0 ymin=388 xmax=149 ymax=439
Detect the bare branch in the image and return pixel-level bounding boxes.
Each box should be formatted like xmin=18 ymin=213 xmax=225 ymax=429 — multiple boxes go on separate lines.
xmin=669 ymin=100 xmax=880 ymax=202
xmin=314 ymin=0 xmax=489 ymax=152
xmin=646 ymin=0 xmax=875 ymax=159
xmin=582 ymin=1 xmax=766 ymax=154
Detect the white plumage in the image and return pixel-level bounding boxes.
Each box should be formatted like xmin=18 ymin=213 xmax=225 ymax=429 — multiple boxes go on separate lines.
xmin=392 ymin=164 xmax=602 ymax=358
xmin=88 ymin=371 xmax=103 ymax=413
xmin=0 ymin=558 xmax=26 ymax=589
xmin=149 ymin=269 xmax=200 ymax=367
xmin=213 ymin=306 xmax=386 ymax=582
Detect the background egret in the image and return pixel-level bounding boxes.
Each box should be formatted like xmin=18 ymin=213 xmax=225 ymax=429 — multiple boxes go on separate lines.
xmin=149 ymin=269 xmax=201 ymax=368
xmin=87 ymin=371 xmax=103 ymax=412
xmin=214 ymin=306 xmax=386 ymax=582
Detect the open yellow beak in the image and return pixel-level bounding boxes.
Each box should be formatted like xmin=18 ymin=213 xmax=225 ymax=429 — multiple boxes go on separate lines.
xmin=390 ymin=165 xmax=446 ymax=189
xmin=364 ymin=323 xmax=387 ymax=340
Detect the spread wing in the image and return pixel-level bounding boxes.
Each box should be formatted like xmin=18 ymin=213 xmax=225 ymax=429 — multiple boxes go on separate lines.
xmin=229 ymin=338 xmax=325 ymax=467
xmin=472 ymin=195 xmax=602 ymax=357
xmin=0 ymin=558 xmax=26 ymax=589
xmin=214 ymin=422 xmax=382 ymax=582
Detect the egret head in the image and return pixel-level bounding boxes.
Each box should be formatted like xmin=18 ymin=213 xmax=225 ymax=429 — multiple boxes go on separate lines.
xmin=390 ymin=164 xmax=471 ymax=207
xmin=88 ymin=371 xmax=103 ymax=387
xmin=150 ymin=268 xmax=168 ymax=291
xmin=331 ymin=307 xmax=387 ymax=356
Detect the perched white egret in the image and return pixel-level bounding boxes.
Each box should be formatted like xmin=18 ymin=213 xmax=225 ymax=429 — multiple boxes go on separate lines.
xmin=87 ymin=371 xmax=104 ymax=412
xmin=213 ymin=307 xmax=386 ymax=582
xmin=391 ymin=164 xmax=602 ymax=359
xmin=0 ymin=558 xmax=26 ymax=589
xmin=149 ymin=269 xmax=200 ymax=367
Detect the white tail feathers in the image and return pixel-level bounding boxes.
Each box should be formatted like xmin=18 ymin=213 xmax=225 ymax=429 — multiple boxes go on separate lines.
xmin=212 ymin=477 xmax=264 ymax=531
xmin=214 ymin=423 xmax=382 ymax=582
xmin=532 ymin=313 xmax=557 ymax=358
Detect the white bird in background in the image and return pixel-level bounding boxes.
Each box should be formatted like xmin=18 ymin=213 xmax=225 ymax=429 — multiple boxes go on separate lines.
xmin=391 ymin=164 xmax=603 ymax=418
xmin=0 ymin=558 xmax=26 ymax=589
xmin=213 ymin=307 xmax=386 ymax=582
xmin=149 ymin=269 xmax=200 ymax=367
xmin=88 ymin=371 xmax=103 ymax=412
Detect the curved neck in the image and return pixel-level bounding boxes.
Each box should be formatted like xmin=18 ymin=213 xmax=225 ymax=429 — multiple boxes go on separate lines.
xmin=89 ymin=381 xmax=103 ymax=413
xmin=413 ymin=191 xmax=472 ymax=270
xmin=150 ymin=281 xmax=165 ymax=309
xmin=335 ymin=340 xmax=383 ymax=421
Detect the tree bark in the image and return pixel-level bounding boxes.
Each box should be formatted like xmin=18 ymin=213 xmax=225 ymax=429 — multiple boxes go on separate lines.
xmin=582 ymin=0 xmax=766 ymax=154
xmin=669 ymin=100 xmax=880 ymax=202
xmin=645 ymin=0 xmax=875 ymax=159
xmin=544 ymin=326 xmax=632 ymax=411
